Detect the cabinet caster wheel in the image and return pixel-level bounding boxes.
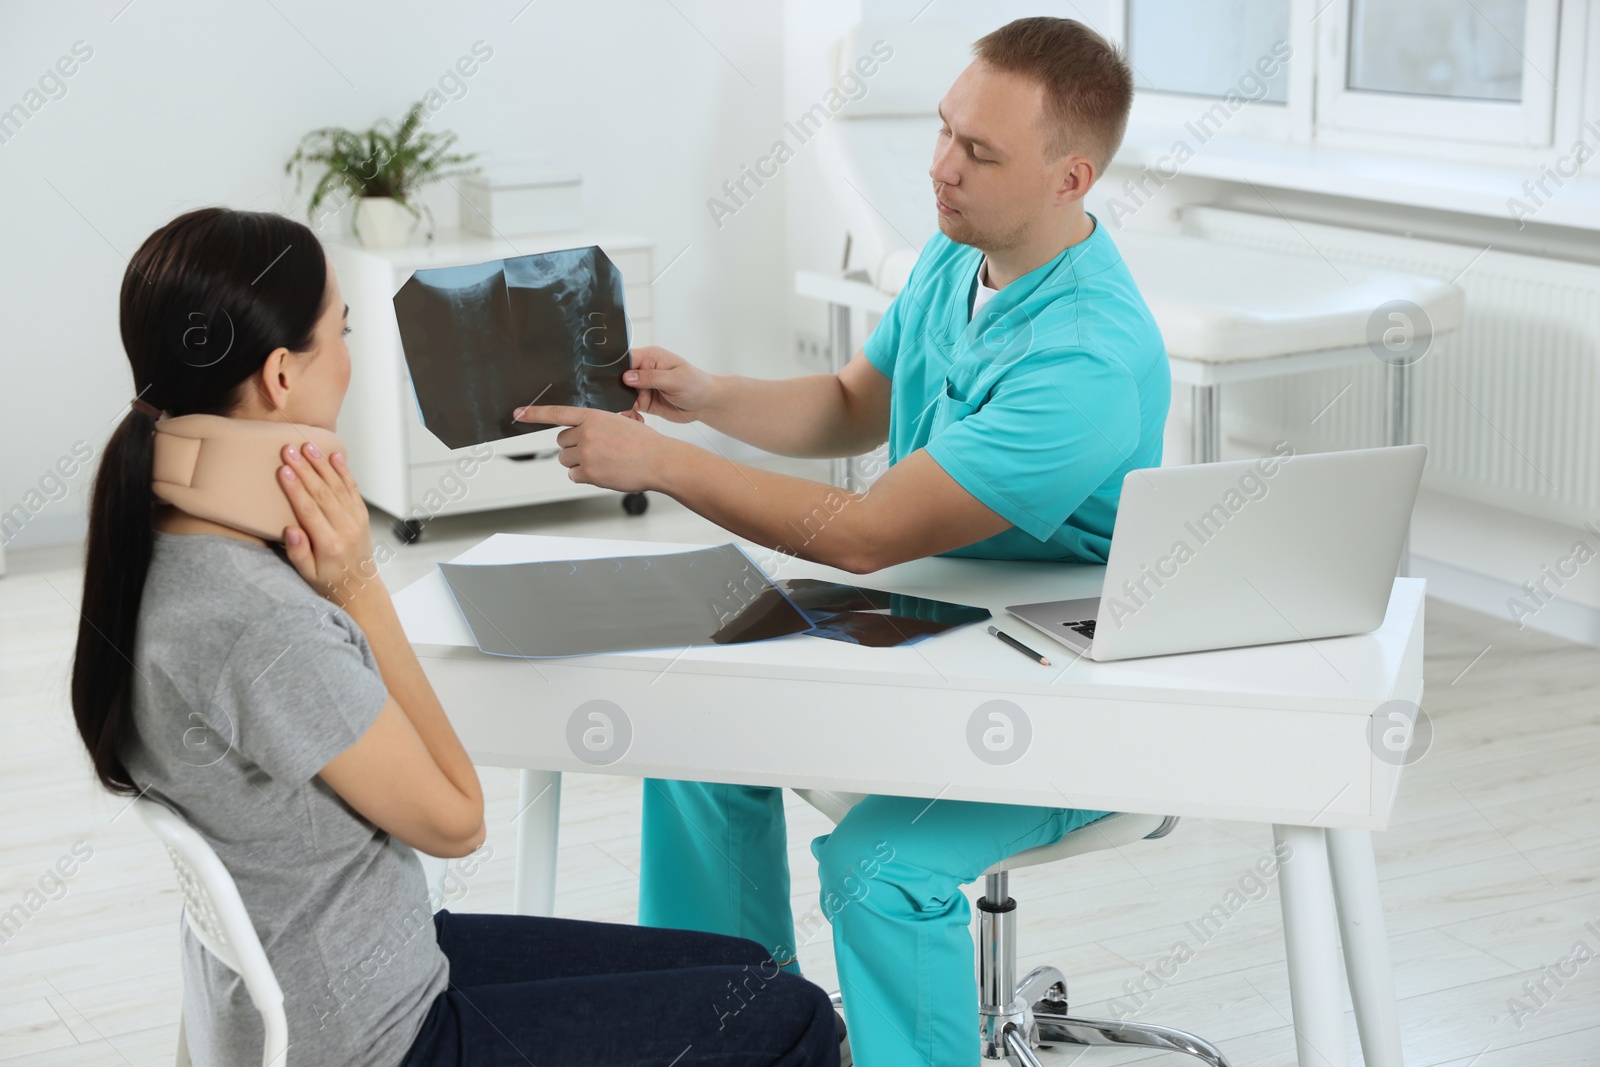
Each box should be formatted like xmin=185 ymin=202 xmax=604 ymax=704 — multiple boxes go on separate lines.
xmin=395 ymin=518 xmax=424 ymax=544
xmin=622 ymin=492 xmax=649 ymax=516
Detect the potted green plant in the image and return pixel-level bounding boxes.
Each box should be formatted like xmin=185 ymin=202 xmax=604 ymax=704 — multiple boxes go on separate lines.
xmin=285 ymin=100 xmax=480 ymax=248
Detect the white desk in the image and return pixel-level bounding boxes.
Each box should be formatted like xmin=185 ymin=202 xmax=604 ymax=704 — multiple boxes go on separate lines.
xmin=395 ymin=533 xmax=1425 ymax=1067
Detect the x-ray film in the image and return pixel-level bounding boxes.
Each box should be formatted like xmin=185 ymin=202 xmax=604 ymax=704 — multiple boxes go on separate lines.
xmin=393 ymin=245 xmax=638 ymax=450
xmin=438 ymin=544 xmax=815 ymax=658
xmin=776 ymin=578 xmax=991 ymax=647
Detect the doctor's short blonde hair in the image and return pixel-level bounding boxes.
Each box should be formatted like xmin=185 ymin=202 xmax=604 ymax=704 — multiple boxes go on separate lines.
xmin=973 ymin=17 xmax=1134 ymax=177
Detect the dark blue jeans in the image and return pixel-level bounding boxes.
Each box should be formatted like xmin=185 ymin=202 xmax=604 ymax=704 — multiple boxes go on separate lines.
xmin=400 ymin=910 xmax=839 ymax=1067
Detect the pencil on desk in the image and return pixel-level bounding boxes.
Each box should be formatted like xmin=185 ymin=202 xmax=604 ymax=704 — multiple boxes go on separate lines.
xmin=987 ymin=624 xmax=1050 ymax=666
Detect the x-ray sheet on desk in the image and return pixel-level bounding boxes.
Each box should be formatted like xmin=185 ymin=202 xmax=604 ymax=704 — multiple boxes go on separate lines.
xmin=776 ymin=578 xmax=990 ymax=647
xmin=437 ymin=544 xmax=814 ymax=658
xmin=393 ymin=245 xmax=638 ymax=450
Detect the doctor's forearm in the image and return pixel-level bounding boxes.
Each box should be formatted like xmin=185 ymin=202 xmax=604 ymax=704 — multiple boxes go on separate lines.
xmin=649 ymin=437 xmax=879 ymax=573
xmin=700 ymin=373 xmax=878 ymax=458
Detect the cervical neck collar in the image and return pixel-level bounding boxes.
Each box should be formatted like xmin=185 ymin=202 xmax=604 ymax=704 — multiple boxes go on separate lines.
xmin=150 ymin=413 xmax=348 ymax=543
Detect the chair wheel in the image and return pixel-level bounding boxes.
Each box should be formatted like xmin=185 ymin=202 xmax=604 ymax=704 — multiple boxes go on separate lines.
xmin=622 ymin=492 xmax=649 ymax=515
xmin=395 ymin=518 xmax=424 ymax=544
xmin=1034 ymin=981 xmax=1068 ymax=1011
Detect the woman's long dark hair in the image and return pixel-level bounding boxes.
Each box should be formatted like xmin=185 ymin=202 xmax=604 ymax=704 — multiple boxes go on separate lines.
xmin=71 ymin=208 xmax=329 ymax=794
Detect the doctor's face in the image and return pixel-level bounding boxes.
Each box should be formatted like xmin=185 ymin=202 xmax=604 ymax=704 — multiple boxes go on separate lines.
xmin=929 ymin=60 xmax=1086 ymax=253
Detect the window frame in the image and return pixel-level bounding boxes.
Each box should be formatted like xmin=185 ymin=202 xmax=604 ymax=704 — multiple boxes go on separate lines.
xmin=1107 ymin=0 xmax=1314 ymax=142
xmin=1110 ymin=0 xmax=1591 ymax=167
xmin=1315 ymin=0 xmax=1562 ymax=148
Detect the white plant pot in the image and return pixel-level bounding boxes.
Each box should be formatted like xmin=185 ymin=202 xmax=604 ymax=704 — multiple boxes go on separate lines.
xmin=354 ymin=196 xmax=416 ymax=249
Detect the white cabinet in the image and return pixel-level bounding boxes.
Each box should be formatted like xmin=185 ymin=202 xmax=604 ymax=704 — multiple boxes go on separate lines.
xmin=325 ymin=231 xmax=654 ymax=538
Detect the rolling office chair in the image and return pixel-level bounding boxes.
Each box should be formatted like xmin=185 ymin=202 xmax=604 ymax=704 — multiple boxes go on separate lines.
xmin=134 ymin=797 xmax=289 ymax=1067
xmin=795 ymin=789 xmax=1231 ymax=1067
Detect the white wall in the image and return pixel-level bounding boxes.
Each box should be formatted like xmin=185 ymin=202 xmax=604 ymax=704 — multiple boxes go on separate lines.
xmin=0 ymin=0 xmax=788 ymax=550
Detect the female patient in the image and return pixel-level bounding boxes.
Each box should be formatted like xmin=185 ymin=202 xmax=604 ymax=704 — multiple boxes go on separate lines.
xmin=68 ymin=206 xmax=838 ymax=1067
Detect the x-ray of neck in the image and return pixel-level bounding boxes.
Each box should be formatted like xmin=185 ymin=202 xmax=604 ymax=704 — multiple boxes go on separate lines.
xmin=393 ymin=245 xmax=638 ymax=450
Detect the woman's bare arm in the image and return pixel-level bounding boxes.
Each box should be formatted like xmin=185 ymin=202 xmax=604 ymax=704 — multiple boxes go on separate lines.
xmin=322 ymin=585 xmax=486 ymax=857
xmin=277 ymin=441 xmax=485 ymax=857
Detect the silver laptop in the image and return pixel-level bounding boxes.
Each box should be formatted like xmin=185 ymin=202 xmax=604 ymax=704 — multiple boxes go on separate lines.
xmin=1007 ymin=444 xmax=1426 ymax=661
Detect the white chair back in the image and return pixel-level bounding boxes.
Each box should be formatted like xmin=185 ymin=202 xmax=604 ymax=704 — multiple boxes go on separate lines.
xmin=134 ymin=797 xmax=289 ymax=1067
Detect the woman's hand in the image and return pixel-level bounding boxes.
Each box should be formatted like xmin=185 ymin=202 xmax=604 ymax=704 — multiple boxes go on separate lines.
xmin=277 ymin=441 xmax=379 ymax=609
xmin=623 ymin=345 xmax=717 ymax=424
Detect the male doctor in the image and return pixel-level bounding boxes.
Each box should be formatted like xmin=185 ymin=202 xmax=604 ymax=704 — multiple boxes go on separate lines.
xmin=513 ymin=17 xmax=1167 ymax=1067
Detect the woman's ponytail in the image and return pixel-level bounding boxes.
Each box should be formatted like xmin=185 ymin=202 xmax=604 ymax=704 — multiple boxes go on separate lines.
xmin=68 ymin=208 xmax=327 ymax=794
xmin=71 ymin=405 xmax=160 ymax=793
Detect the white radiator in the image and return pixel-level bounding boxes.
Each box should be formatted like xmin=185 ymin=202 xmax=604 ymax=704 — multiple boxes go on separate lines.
xmin=1180 ymin=205 xmax=1600 ymax=528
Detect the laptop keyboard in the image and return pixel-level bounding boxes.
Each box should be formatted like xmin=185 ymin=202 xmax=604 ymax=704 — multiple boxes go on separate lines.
xmin=1065 ymin=619 xmax=1096 ymax=639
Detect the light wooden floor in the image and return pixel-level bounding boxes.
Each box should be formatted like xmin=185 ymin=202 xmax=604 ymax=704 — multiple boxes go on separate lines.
xmin=2 ymin=485 xmax=1597 ymax=1066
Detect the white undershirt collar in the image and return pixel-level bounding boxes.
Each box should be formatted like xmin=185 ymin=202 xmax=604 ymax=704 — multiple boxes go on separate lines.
xmin=969 ymin=258 xmax=999 ymax=322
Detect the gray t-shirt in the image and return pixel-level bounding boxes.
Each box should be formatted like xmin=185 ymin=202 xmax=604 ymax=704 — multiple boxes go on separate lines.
xmin=126 ymin=530 xmax=448 ymax=1067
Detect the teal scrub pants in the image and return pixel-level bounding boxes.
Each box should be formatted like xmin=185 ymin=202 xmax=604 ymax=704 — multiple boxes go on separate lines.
xmin=639 ymin=778 xmax=1111 ymax=1067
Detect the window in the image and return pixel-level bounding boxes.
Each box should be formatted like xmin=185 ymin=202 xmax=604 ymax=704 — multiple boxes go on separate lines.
xmin=1318 ymin=0 xmax=1560 ymax=146
xmin=1109 ymin=0 xmax=1573 ymax=154
xmin=1346 ymin=0 xmax=1527 ymax=101
xmin=1126 ymin=0 xmax=1291 ymax=102
xmin=1116 ymin=0 xmax=1306 ymax=139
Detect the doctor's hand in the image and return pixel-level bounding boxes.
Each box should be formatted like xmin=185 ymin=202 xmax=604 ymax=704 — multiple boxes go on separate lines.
xmin=622 ymin=345 xmax=716 ymax=424
xmin=509 ymin=405 xmax=664 ymax=493
xmin=277 ymin=441 xmax=378 ymax=609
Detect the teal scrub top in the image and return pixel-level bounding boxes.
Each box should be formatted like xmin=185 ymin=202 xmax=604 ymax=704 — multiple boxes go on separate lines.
xmin=864 ymin=215 xmax=1170 ymax=564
